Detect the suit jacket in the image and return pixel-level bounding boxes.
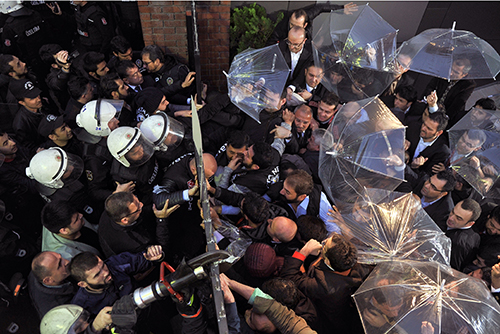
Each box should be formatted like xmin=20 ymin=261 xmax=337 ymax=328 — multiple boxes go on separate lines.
xmin=406 ymin=120 xmax=450 ymax=175
xmin=414 ymin=180 xmax=454 ymax=232
xmin=446 ymin=228 xmax=480 ymax=271
xmin=423 ymin=77 xmax=475 ymax=128
xmin=279 ymin=40 xmax=313 ymax=87
xmin=285 ymin=125 xmax=312 ymax=154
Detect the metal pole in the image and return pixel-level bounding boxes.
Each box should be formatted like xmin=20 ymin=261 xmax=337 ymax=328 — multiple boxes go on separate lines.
xmin=190 ymin=99 xmax=229 ymax=334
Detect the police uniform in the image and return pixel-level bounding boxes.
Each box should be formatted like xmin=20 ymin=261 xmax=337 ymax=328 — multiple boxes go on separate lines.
xmin=110 ymin=156 xmax=162 ymax=206
xmin=153 ymin=153 xmax=206 ymax=264
xmin=149 ymin=55 xmax=196 ymax=105
xmin=1 ymin=7 xmax=48 ymax=67
xmin=74 ymin=2 xmax=114 ymax=53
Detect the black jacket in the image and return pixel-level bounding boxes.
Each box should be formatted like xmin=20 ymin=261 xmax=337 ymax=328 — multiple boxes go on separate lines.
xmin=28 ymin=272 xmax=76 ymax=319
xmin=278 ymin=39 xmax=313 ymax=87
xmin=446 ymin=228 xmax=480 ymax=271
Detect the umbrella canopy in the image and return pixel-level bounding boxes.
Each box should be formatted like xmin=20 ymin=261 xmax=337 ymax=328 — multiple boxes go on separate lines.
xmin=397 ymin=22 xmax=500 ymax=80
xmin=312 ymin=5 xmax=399 ymax=101
xmin=465 ymin=82 xmax=500 ymax=110
xmin=225 ymin=44 xmax=290 ymax=123
xmin=353 ymin=260 xmax=500 ymax=334
xmin=448 ymin=108 xmax=500 ymax=198
xmin=319 ymin=96 xmax=405 ymax=208
xmin=333 ymin=189 xmax=451 ymax=266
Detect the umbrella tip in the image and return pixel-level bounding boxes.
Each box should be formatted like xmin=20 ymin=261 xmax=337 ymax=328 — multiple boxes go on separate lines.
xmin=223 ymin=70 xmax=228 ymax=77
xmin=452 ymin=21 xmax=456 ymax=30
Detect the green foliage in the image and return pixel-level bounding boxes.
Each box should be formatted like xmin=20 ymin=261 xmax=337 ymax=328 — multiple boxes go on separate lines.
xmin=230 ymin=3 xmax=284 ymax=55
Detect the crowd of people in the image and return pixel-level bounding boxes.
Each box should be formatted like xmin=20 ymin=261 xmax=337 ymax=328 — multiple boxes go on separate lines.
xmin=1 ymin=1 xmax=500 ymax=333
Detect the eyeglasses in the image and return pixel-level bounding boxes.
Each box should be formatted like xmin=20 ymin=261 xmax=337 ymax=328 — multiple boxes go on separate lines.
xmin=285 ymin=38 xmax=306 ymax=48
xmin=122 ymin=201 xmax=143 ymax=219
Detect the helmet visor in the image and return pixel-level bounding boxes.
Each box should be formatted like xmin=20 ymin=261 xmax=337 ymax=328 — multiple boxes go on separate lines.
xmin=158 ymin=113 xmax=184 ymax=151
xmin=60 ymin=153 xmax=84 ymax=187
xmin=125 ymin=134 xmax=155 ymax=167
xmin=68 ymin=309 xmax=90 ymax=334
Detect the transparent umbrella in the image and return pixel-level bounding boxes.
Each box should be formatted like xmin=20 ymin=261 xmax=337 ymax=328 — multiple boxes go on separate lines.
xmin=225 ymin=44 xmax=290 ymax=123
xmin=396 ymin=22 xmax=500 ymax=80
xmin=312 ymin=4 xmax=400 ymax=101
xmin=465 ymin=82 xmax=500 ymax=110
xmin=333 ymin=189 xmax=450 ymax=266
xmin=319 ymin=96 xmax=405 ymax=208
xmin=448 ymin=108 xmax=500 ymax=198
xmin=353 ymin=260 xmax=500 ymax=334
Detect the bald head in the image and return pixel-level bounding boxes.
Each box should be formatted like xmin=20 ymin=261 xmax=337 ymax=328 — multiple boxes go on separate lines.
xmin=189 ymin=153 xmax=218 ymax=178
xmin=31 ymin=251 xmax=70 ymax=286
xmin=287 ymin=26 xmax=307 ymax=53
xmin=267 ymin=216 xmax=297 ymax=243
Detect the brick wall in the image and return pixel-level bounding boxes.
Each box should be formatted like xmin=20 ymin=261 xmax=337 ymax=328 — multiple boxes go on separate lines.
xmin=137 ymin=1 xmax=230 ymax=92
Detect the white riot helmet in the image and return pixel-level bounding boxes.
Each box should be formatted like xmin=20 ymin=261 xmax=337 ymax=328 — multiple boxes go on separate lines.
xmin=40 ymin=304 xmax=90 ymax=334
xmin=107 ymin=126 xmax=155 ymax=168
xmin=140 ymin=111 xmax=184 ymax=151
xmin=26 ymin=148 xmax=84 ymax=189
xmin=76 ymin=99 xmax=122 ymax=136
xmin=0 ymin=1 xmax=23 ymax=14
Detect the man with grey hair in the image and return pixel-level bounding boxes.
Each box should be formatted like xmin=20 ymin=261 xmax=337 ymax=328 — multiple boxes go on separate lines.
xmin=422 ymin=57 xmax=476 ymax=128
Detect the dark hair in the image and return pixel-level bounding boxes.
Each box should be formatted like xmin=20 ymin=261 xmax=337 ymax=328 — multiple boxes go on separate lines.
xmin=321 ymin=91 xmax=340 ymax=107
xmin=0 ymin=54 xmax=15 ymax=75
xmin=242 ymin=192 xmax=269 ymax=225
xmin=141 ymin=45 xmax=164 ymax=64
xmin=227 ymin=130 xmax=250 ymax=149
xmin=100 ymin=72 xmax=121 ymax=99
xmin=435 ymin=170 xmax=456 ymax=193
xmin=251 ymin=142 xmax=274 ymax=169
xmin=394 ymin=85 xmax=417 ymax=104
xmin=474 ymin=98 xmax=496 ymax=111
xmin=261 ymin=278 xmax=299 ymax=310
xmin=116 ymin=60 xmax=137 ymax=79
xmin=460 ymin=199 xmax=481 ymax=222
xmin=279 ymin=160 xmax=297 ymax=180
xmin=67 ymin=76 xmax=90 ymax=100
xmin=105 ymin=191 xmax=135 ymax=222
xmin=285 ymin=169 xmax=313 ymax=196
xmin=110 ymin=36 xmax=131 ymax=55
xmin=428 ymin=111 xmax=448 ymax=132
xmin=466 ymin=129 xmax=486 ymax=146
xmin=352 ymin=68 xmax=374 ymax=86
xmin=31 ymin=252 xmax=52 ymax=282
xmin=372 ymin=285 xmax=404 ymax=307
xmin=82 ymin=52 xmax=106 ymax=73
xmin=39 ymin=44 xmax=63 ymax=65
xmin=69 ymin=252 xmax=99 ymax=283
xmin=41 ymin=200 xmax=78 ymax=233
xmin=489 ymin=206 xmax=500 ymax=224
xmin=324 ymin=233 xmax=357 ymax=271
xmin=296 ymin=215 xmax=327 ymax=242
xmin=291 ymin=9 xmax=308 ymax=24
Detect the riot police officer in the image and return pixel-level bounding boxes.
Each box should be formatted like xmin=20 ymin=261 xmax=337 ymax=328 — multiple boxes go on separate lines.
xmin=73 ymin=1 xmax=114 ymax=54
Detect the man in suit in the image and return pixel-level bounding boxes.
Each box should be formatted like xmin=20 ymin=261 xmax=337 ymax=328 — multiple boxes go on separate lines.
xmin=287 ymin=63 xmax=329 ymax=108
xmin=406 ymin=111 xmax=450 ymax=175
xmin=279 ymin=26 xmax=313 ymax=87
xmin=414 ymin=170 xmax=456 ymax=232
xmin=380 ymin=85 xmax=425 ymax=125
xmin=445 ymin=199 xmax=481 ymax=271
xmin=422 ymin=57 xmax=476 ymax=128
xmin=284 ymin=104 xmax=313 ymax=154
